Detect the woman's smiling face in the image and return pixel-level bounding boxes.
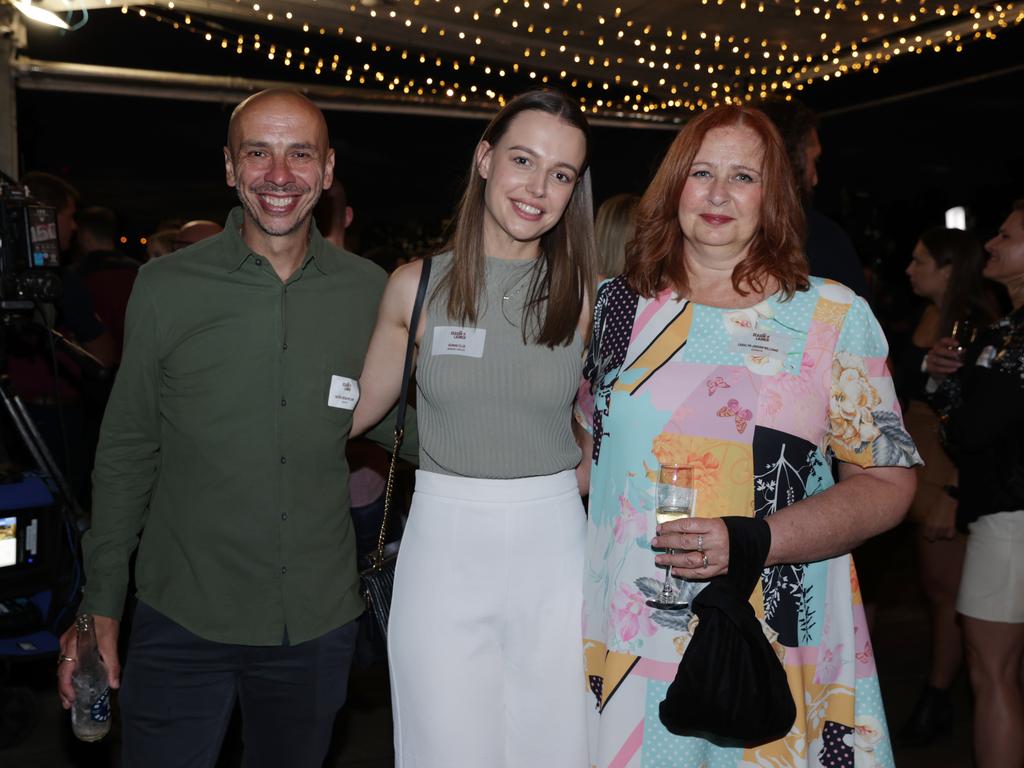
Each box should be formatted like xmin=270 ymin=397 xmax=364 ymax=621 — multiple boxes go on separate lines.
xmin=677 ymin=124 xmax=765 ymax=264
xmin=476 ymin=109 xmax=586 ymax=256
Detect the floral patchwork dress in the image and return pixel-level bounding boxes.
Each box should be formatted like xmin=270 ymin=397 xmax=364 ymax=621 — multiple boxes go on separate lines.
xmin=575 ymin=276 xmax=922 ymax=768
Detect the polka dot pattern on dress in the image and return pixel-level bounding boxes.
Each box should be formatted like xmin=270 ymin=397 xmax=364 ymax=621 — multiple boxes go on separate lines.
xmin=641 ymin=678 xmax=743 ymax=768
xmin=819 ymin=720 xmax=854 ymax=768
xmin=589 ymin=675 xmax=604 ymax=710
xmin=584 ymin=277 xmax=639 ymax=463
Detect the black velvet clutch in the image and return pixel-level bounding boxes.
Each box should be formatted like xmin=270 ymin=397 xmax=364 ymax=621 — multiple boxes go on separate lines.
xmin=658 ymin=516 xmax=796 ymax=746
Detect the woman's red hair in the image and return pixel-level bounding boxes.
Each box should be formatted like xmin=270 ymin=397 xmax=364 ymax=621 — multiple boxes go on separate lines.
xmin=624 ymin=104 xmax=808 ymax=300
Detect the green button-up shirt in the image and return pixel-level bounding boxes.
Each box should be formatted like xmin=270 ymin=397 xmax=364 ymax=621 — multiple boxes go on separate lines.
xmin=81 ymin=208 xmax=415 ymax=645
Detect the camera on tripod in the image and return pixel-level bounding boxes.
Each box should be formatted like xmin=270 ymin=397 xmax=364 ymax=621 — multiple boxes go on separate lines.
xmin=0 ymin=175 xmax=82 ymax=649
xmin=0 ymin=178 xmax=63 ymax=312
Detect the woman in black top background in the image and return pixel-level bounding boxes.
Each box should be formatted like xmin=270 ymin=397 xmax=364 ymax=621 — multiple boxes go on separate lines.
xmin=895 ymin=227 xmax=1000 ymax=747
xmin=927 ymin=201 xmax=1024 ymax=768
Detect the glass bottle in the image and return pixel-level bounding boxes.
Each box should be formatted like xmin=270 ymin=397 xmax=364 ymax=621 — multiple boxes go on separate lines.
xmin=70 ymin=614 xmax=112 ymax=742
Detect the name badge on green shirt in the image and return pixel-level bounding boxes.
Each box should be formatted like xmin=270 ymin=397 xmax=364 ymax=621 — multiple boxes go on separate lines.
xmin=328 ymin=375 xmax=360 ymax=409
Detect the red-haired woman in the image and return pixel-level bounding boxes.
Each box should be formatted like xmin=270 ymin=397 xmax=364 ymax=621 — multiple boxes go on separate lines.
xmin=575 ymin=104 xmax=920 ymax=766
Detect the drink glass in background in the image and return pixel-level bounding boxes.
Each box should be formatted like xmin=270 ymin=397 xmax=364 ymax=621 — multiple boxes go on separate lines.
xmin=646 ymin=464 xmax=695 ymax=610
xmin=950 ymin=318 xmax=976 ymax=361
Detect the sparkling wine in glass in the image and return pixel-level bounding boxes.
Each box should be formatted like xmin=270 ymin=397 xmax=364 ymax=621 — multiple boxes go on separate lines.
xmin=646 ymin=464 xmax=694 ymax=611
xmin=950 ymin=318 xmax=977 ymax=361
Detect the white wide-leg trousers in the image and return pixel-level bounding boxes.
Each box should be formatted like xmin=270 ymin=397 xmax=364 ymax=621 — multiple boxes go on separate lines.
xmin=388 ymin=469 xmax=589 ymax=768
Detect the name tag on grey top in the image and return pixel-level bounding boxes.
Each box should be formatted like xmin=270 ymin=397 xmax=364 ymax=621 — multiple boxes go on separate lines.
xmin=433 ymin=326 xmax=486 ymax=358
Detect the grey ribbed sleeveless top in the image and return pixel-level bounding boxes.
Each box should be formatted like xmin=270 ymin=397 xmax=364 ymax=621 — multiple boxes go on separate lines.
xmin=416 ymin=252 xmax=583 ymax=478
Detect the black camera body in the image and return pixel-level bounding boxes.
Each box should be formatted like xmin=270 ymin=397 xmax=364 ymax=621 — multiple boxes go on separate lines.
xmin=0 ymin=181 xmax=62 ymax=310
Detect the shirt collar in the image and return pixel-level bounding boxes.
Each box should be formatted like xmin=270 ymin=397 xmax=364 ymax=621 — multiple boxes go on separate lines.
xmin=220 ymin=207 xmax=333 ymax=275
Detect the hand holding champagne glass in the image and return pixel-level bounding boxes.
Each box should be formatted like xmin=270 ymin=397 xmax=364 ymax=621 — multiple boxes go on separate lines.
xmin=928 ymin=318 xmax=977 ymax=379
xmin=647 ymin=464 xmax=694 ymax=610
xmin=950 ymin=318 xmax=977 ymax=361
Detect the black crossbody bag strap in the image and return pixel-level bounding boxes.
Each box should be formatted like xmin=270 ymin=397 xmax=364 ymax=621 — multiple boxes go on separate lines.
xmin=371 ymin=258 xmax=432 ymax=569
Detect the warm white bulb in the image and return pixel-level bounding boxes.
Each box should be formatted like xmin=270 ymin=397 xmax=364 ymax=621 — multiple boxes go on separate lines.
xmin=945 ymin=206 xmax=967 ymax=230
xmin=12 ymin=0 xmax=71 ymax=29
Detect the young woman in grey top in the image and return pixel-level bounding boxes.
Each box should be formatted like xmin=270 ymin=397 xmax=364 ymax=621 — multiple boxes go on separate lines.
xmin=353 ymin=90 xmax=596 ymax=767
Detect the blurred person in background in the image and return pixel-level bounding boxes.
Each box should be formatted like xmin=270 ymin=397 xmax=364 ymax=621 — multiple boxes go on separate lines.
xmin=172 ymin=219 xmax=222 ymax=250
xmin=594 ymin=192 xmax=639 ymax=279
xmin=70 ymin=206 xmax=141 ymax=477
xmin=11 ymin=172 xmax=115 ymax=508
xmin=363 ymin=244 xmax=410 ymax=274
xmin=314 ymin=176 xmax=354 ymax=250
xmin=927 ymin=200 xmax=1024 ymax=768
xmin=146 ymin=229 xmax=179 ymax=261
xmin=758 ymin=96 xmax=870 ymax=298
xmin=21 ymin=171 xmax=79 ymax=260
xmin=895 ymin=227 xmax=1000 ymax=747
xmin=73 ymin=206 xmax=140 ymax=359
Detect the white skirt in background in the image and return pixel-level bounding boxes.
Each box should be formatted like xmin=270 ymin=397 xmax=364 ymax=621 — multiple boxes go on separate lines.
xmin=957 ymin=510 xmax=1024 ymax=623
xmin=388 ymin=469 xmax=589 ymax=768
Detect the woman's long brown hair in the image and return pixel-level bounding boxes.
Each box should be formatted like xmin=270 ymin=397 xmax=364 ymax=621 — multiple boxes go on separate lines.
xmin=919 ymin=227 xmax=1001 ymax=333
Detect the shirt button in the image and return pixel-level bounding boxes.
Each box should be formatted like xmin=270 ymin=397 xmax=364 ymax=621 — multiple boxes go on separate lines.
xmin=282 ymin=342 xmax=288 ymax=350
xmin=281 ymin=566 xmax=287 ymax=575
xmin=281 ymin=512 xmax=288 ymax=521
xmin=255 ymin=258 xmax=263 ymax=266
xmin=280 ymin=456 xmax=287 ymax=464
xmin=281 ymin=398 xmax=287 ymax=406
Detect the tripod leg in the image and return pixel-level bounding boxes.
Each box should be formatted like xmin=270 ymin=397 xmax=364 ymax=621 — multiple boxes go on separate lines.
xmin=0 ymin=380 xmax=84 ymax=520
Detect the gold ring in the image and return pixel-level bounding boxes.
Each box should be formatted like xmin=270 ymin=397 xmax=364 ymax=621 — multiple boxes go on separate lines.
xmin=701 ymin=552 xmax=709 ymax=569
xmin=58 ymin=655 xmax=76 ymax=664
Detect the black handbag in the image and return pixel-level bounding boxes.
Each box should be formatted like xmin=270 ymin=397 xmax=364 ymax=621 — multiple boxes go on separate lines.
xmin=359 ymin=258 xmax=432 ymax=639
xmin=659 ymin=516 xmax=796 ymax=747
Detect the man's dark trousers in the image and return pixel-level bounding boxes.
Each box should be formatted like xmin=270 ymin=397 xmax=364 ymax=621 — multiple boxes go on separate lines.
xmin=120 ymin=601 xmax=359 ymax=768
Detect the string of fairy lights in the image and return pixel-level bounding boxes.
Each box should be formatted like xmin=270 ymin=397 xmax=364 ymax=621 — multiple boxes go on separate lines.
xmin=111 ymin=0 xmax=1021 ymax=119
xmin=352 ymin=0 xmax=1017 ymax=63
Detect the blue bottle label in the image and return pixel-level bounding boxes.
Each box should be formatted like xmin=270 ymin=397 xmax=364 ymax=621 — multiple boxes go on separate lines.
xmin=91 ymin=688 xmax=111 ymax=722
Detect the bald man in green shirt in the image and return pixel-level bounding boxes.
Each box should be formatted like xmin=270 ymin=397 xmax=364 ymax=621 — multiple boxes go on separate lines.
xmin=56 ymin=89 xmax=414 ymax=768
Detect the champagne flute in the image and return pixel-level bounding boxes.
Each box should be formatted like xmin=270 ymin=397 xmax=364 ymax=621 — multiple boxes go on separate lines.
xmin=646 ymin=464 xmax=695 ymax=611
xmin=950 ymin=318 xmax=976 ymax=361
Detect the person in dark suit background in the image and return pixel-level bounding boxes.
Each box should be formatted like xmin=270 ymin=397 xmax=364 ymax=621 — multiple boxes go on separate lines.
xmin=759 ymin=97 xmax=870 ymax=298
xmin=72 ymin=206 xmax=139 ymax=360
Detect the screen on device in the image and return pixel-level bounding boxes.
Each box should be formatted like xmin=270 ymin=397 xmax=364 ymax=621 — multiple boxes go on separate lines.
xmin=0 ymin=516 xmax=16 ymax=568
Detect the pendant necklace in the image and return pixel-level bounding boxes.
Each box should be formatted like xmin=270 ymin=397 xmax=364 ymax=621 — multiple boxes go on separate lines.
xmin=501 ymin=267 xmax=534 ymax=327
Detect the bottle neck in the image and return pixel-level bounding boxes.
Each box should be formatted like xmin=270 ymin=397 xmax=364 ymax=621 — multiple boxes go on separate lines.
xmin=75 ymin=614 xmax=98 ymax=657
